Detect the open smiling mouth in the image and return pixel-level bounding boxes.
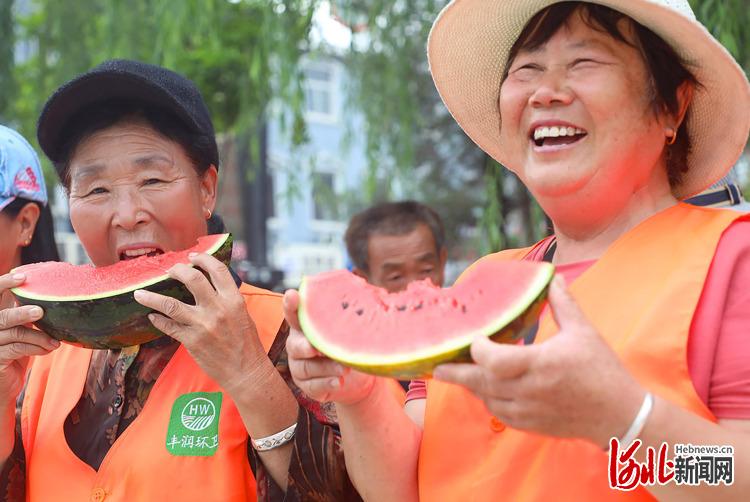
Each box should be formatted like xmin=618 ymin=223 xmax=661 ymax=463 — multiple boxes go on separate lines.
xmin=531 ymin=125 xmax=588 ymax=149
xmin=119 ymin=247 xmax=165 ymax=261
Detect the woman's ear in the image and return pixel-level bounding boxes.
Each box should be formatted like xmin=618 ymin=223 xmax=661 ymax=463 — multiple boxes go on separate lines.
xmin=673 ymin=81 xmax=694 ymax=129
xmin=15 ymin=202 xmax=41 ymax=246
xmin=200 ymin=165 xmax=219 ymax=214
xmin=14 ymin=202 xmax=41 ymax=246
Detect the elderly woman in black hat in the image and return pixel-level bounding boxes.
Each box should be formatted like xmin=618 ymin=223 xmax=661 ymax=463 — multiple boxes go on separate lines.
xmin=0 ymin=60 xmax=359 ymax=501
xmin=284 ymin=0 xmax=750 ymax=500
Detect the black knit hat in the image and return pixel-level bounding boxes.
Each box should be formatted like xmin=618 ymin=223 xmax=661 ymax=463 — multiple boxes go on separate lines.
xmin=37 ymin=59 xmax=219 ymax=170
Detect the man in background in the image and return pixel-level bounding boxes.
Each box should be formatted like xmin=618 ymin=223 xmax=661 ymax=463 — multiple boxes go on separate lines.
xmin=344 ymin=201 xmax=448 ymax=392
xmin=345 ymin=200 xmax=447 ymax=293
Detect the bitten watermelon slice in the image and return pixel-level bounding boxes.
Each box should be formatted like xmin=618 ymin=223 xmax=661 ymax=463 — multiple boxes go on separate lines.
xmin=299 ymin=259 xmax=554 ymax=379
xmin=11 ymin=233 xmax=233 ymax=349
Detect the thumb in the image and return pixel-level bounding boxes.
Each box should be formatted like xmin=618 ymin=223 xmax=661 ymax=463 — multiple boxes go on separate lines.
xmin=548 ymin=275 xmax=589 ymax=334
xmin=283 ymin=289 xmax=302 ymax=332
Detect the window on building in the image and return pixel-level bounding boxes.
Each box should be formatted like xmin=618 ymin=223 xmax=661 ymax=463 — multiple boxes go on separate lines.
xmin=312 ymin=171 xmax=339 ymax=221
xmin=304 ymin=63 xmax=337 ymax=122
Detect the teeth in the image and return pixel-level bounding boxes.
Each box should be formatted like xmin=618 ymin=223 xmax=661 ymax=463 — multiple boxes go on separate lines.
xmin=123 ymin=248 xmax=157 ymax=257
xmin=533 ymin=126 xmax=586 ymax=140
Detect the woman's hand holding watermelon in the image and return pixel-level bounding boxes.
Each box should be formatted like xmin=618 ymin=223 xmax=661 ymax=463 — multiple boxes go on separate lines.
xmin=0 ymin=273 xmax=60 ymax=462
xmin=0 ymin=273 xmax=60 ymax=403
xmin=133 ymin=253 xmax=268 ymax=395
xmin=434 ymin=276 xmax=646 ymax=449
xmin=283 ymin=289 xmax=376 ymax=405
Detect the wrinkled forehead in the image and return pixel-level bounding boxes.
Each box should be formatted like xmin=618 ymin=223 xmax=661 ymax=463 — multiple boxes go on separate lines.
xmin=71 ymin=114 xmax=159 ymax=149
xmin=68 ymin=121 xmax=186 ymax=181
xmin=368 ymin=224 xmax=439 ymax=258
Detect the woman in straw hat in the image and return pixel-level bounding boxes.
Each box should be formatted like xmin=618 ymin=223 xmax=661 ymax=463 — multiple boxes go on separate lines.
xmin=284 ymin=0 xmax=750 ymax=500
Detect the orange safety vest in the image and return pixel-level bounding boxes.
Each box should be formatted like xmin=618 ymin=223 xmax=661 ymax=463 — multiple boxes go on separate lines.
xmin=21 ymin=283 xmax=283 ymax=502
xmin=419 ymin=204 xmax=746 ymax=501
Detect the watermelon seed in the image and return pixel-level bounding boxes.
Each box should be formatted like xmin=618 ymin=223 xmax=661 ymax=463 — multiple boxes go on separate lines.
xmin=396 ymin=305 xmax=407 ymax=311
xmin=356 ymin=309 xmax=364 ymax=316
xmin=342 ymin=302 xmax=349 ymax=310
xmin=414 ymin=302 xmax=423 ymax=310
xmin=461 ymin=305 xmax=467 ymax=314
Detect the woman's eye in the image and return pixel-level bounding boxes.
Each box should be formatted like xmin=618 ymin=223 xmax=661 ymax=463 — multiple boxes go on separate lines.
xmin=571 ymin=58 xmax=598 ymax=67
xmin=514 ymin=63 xmax=542 ymax=73
xmin=510 ymin=63 xmax=543 ymax=80
xmin=85 ymin=187 xmax=108 ymax=197
xmin=143 ymin=178 xmax=164 ymax=186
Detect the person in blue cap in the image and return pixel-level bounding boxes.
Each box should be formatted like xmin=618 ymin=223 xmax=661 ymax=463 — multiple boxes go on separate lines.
xmin=0 ymin=124 xmax=59 ymax=274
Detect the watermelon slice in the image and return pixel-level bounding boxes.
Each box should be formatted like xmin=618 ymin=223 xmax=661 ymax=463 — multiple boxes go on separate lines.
xmin=299 ymin=259 xmax=554 ymax=379
xmin=11 ymin=233 xmax=233 ymax=349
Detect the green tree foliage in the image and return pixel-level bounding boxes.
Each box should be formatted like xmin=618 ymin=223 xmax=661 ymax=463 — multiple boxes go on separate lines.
xmin=2 ymin=0 xmax=317 ymax=181
xmin=339 ymin=0 xmax=545 ymax=255
xmin=691 ymin=0 xmax=749 ymax=74
xmin=0 ymin=0 xmax=15 ymax=122
xmin=341 ymin=0 xmax=749 ymax=254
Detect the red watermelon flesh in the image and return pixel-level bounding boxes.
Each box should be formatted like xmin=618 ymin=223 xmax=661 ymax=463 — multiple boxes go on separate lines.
xmin=13 ymin=234 xmax=228 ymax=301
xmin=299 ymin=259 xmax=554 ymax=379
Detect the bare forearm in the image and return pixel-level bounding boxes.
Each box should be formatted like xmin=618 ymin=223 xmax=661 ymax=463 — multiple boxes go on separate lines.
xmin=229 ymin=354 xmax=299 ymax=490
xmin=336 ymin=378 xmax=421 ymax=502
xmin=638 ymin=397 xmax=750 ymax=501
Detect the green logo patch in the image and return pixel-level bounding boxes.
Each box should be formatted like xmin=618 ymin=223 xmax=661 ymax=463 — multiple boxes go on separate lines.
xmin=166 ymin=392 xmax=223 ymax=456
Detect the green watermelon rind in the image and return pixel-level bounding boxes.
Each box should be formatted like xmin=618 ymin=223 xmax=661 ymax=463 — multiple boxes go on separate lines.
xmin=10 ymin=234 xmax=232 ymax=302
xmin=10 ymin=234 xmax=233 ymax=350
xmin=298 ymin=262 xmax=554 ymax=379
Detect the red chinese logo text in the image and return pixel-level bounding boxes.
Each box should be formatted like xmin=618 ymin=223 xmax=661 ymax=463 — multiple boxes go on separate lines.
xmin=608 ymin=438 xmax=675 ymax=491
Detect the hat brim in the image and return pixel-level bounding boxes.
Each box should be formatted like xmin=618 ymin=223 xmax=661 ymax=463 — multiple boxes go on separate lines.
xmin=37 ymin=71 xmax=202 ymax=164
xmin=428 ymin=0 xmax=750 ymax=199
xmin=0 ymin=196 xmax=15 ymax=212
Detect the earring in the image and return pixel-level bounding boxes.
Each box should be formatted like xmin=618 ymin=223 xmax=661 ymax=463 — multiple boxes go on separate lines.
xmin=205 ymin=208 xmax=212 ymax=219
xmin=666 ymin=128 xmax=677 ymax=146
xmin=24 ymin=237 xmax=31 ymax=246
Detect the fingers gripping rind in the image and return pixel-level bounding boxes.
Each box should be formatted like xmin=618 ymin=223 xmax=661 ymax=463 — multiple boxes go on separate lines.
xmin=0 ymin=273 xmax=26 ymax=309
xmin=0 ymin=306 xmax=40 ymax=330
xmin=286 ymin=330 xmax=322 ymax=360
xmin=188 ymin=253 xmax=237 ymax=296
xmin=168 ymin=264 xmax=216 ymax=305
xmin=148 ymin=313 xmax=185 ymax=341
xmin=470 ymin=336 xmax=532 ymax=380
xmin=135 ymin=290 xmax=193 ymax=325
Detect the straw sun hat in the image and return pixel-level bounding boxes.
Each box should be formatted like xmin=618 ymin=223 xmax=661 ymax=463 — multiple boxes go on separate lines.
xmin=428 ymin=0 xmax=750 ymax=199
